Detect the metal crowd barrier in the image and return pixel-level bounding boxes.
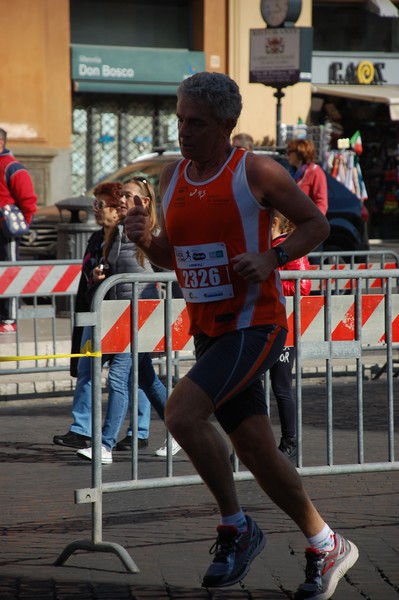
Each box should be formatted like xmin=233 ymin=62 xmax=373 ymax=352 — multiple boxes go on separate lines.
xmin=308 ymin=249 xmax=399 ymax=295
xmin=54 ymin=268 xmax=399 ymax=573
xmin=0 ymin=259 xmax=80 ymax=376
xmin=311 ymin=249 xmax=399 ymax=267
xmin=1 ymin=251 xmax=398 ymax=380
xmin=0 ymin=259 xmax=179 ymax=380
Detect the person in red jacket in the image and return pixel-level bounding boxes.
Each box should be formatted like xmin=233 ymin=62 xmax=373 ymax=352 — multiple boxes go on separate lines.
xmin=0 ymin=128 xmax=37 ymax=333
xmin=270 ymin=210 xmax=311 ymax=461
xmin=286 ymin=138 xmax=328 ymax=216
xmin=287 ymin=138 xmax=328 ymax=265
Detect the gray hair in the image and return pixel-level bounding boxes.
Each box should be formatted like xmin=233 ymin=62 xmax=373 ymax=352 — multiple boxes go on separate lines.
xmin=177 ymin=72 xmax=242 ymax=123
xmin=0 ymin=128 xmax=7 ymax=143
xmin=232 ymin=132 xmax=254 ymax=150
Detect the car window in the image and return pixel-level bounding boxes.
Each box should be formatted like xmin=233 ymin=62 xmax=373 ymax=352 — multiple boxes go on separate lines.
xmin=91 ymin=154 xmax=181 ymax=215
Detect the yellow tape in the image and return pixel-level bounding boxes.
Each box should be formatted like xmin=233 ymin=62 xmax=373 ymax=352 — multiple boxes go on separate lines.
xmin=0 ymin=351 xmax=102 ymax=362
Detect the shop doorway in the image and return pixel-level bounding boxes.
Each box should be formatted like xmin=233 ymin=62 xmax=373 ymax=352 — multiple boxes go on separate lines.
xmin=312 ymin=95 xmax=399 ymax=239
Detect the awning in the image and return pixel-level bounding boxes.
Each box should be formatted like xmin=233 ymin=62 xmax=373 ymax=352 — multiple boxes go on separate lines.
xmin=366 ymin=0 xmax=399 ymax=17
xmin=72 ymin=80 xmax=179 ymax=96
xmin=312 ymin=84 xmax=399 ymax=120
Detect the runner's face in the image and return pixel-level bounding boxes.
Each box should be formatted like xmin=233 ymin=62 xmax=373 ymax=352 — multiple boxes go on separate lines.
xmin=176 ymin=96 xmax=228 ymax=161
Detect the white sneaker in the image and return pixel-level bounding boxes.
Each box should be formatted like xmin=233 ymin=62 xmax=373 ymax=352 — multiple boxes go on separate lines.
xmin=76 ymin=445 xmax=113 ymax=464
xmin=155 ymin=438 xmax=181 ymax=457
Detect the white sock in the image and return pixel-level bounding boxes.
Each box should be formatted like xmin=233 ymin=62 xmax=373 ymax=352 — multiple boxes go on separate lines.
xmin=307 ymin=524 xmax=335 ymax=552
xmin=221 ymin=509 xmax=247 ymax=533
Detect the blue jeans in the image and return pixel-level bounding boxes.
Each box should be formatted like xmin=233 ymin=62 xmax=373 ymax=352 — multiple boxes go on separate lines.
xmin=70 ymin=327 xmax=151 ymax=442
xmin=70 ymin=327 xmax=167 ymax=450
xmin=125 ymin=354 xmax=167 ymax=436
xmin=102 ymin=352 xmax=167 ymax=449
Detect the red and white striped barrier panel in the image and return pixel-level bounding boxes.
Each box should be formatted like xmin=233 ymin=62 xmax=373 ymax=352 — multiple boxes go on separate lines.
xmin=0 ymin=264 xmax=81 ymax=296
xmin=1 ymin=262 xmax=396 ymax=298
xmin=99 ymin=295 xmax=399 ymax=354
xmin=284 ymin=295 xmax=399 ymax=346
xmin=308 ymin=262 xmax=398 ymax=292
xmin=100 ymin=299 xmax=193 ymax=353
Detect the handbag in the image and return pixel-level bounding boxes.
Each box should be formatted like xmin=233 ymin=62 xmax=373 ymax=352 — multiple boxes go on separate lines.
xmin=0 ymin=204 xmax=30 ymax=238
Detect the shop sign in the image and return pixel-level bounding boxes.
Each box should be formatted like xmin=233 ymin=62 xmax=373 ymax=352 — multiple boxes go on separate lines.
xmin=312 ymin=52 xmax=399 ymax=85
xmin=329 ymin=60 xmax=386 ymax=85
xmin=71 ymin=44 xmax=205 ymax=94
xmin=249 ymin=27 xmax=313 ymax=87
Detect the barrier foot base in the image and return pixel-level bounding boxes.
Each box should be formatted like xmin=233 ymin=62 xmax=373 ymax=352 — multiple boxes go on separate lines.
xmin=372 ymin=362 xmax=386 ymax=380
xmin=54 ymin=539 xmax=140 ymax=573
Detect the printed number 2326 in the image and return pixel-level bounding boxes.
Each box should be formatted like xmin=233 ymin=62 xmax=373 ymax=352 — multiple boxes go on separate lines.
xmin=182 ymin=268 xmax=221 ymax=288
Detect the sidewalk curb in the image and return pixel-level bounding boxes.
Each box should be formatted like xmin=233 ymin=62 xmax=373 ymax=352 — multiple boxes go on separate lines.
xmin=0 ymin=363 xmax=382 ymax=401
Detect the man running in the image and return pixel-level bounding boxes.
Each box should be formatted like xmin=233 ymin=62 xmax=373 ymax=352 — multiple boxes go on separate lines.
xmin=125 ymin=71 xmax=358 ymax=599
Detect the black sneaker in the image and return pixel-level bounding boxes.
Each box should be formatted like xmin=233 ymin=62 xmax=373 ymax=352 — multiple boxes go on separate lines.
xmin=116 ymin=436 xmax=149 ymax=451
xmin=279 ymin=436 xmax=297 ymax=461
xmin=295 ymin=533 xmax=359 ymax=599
xmin=202 ymin=515 xmax=265 ymax=588
xmin=53 ymin=431 xmax=91 ymax=449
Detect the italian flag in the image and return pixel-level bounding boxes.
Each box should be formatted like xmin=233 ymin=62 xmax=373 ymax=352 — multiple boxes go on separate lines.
xmin=350 ymin=130 xmax=363 ymax=155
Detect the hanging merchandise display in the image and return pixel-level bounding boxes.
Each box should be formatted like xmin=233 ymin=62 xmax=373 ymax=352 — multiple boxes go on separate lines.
xmin=324 ymin=144 xmax=368 ymax=203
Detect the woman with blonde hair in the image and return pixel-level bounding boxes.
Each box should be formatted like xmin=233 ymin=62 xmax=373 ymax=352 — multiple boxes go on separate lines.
xmin=116 ymin=176 xmax=181 ymax=457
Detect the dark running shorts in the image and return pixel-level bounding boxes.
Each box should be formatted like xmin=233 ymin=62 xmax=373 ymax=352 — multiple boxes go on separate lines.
xmin=186 ymin=324 xmax=287 ymax=434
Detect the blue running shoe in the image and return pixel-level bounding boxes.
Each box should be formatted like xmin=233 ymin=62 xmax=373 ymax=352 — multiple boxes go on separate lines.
xmin=202 ymin=515 xmax=265 ymax=588
xmin=295 ymin=533 xmax=359 ymax=600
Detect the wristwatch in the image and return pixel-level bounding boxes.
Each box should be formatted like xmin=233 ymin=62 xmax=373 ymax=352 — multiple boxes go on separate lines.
xmin=273 ymin=245 xmax=290 ymax=267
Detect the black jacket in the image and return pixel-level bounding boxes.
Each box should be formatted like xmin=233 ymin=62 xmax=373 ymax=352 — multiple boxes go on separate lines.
xmin=102 ymin=224 xmax=158 ymax=301
xmin=70 ymin=225 xmax=160 ymax=376
xmin=70 ymin=228 xmax=104 ymax=376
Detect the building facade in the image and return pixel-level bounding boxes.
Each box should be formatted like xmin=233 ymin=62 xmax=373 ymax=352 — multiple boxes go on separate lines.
xmin=1 ymin=0 xmax=229 ymax=204
xmin=1 ymin=0 xmax=398 ymax=237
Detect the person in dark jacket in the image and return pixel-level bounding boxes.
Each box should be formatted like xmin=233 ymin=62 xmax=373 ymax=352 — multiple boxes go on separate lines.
xmin=53 ymin=184 xmax=152 ymax=454
xmin=69 ymin=226 xmax=104 ymax=379
xmin=76 ymin=180 xmax=180 ymax=464
xmin=0 ymin=128 xmax=37 ymax=333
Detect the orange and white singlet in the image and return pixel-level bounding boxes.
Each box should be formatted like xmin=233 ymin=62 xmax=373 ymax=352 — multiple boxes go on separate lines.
xmin=162 ymin=147 xmax=287 ymax=337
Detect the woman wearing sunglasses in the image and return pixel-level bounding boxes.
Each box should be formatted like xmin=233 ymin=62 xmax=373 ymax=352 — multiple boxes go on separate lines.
xmin=77 ymin=179 xmax=180 ymax=463
xmin=54 ymin=182 xmax=153 ymax=457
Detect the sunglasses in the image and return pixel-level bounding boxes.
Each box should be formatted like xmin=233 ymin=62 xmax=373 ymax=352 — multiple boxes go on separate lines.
xmin=92 ymin=200 xmax=110 ymax=209
xmin=122 ymin=177 xmax=152 ymax=200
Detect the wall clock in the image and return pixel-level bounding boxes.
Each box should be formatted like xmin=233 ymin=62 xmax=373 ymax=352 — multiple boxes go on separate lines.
xmin=260 ymin=0 xmax=302 ymax=28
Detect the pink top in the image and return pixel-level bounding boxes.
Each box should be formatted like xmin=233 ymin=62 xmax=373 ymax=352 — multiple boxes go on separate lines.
xmin=295 ymin=163 xmax=328 ymax=215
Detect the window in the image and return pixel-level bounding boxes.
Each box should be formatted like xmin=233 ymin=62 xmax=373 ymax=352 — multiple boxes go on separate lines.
xmin=70 ymin=0 xmax=193 ymax=49
xmin=313 ymin=2 xmax=399 ymax=52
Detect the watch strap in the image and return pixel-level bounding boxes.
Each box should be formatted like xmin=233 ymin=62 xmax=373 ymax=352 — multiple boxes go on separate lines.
xmin=273 ymin=245 xmax=290 ymax=267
